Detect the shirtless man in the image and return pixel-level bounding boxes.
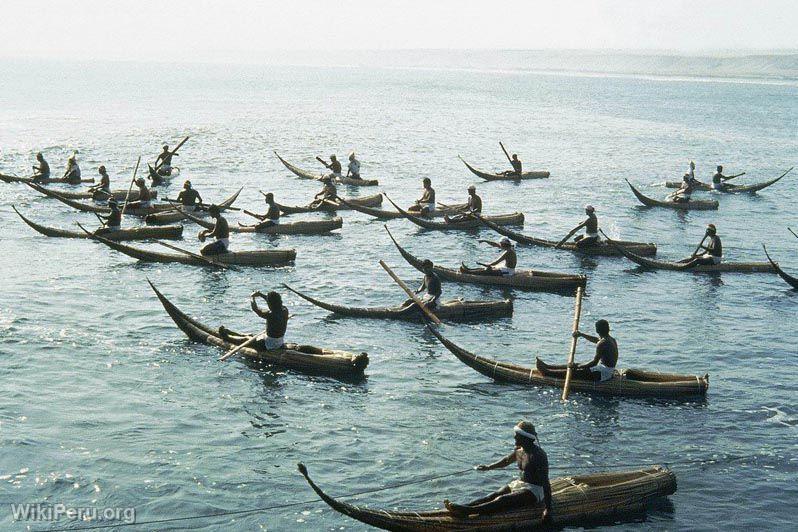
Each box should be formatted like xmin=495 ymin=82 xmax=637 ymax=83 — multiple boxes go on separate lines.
xmin=198 ymin=205 xmax=230 ymax=255
xmin=444 ymin=185 xmax=482 ymax=223
xmin=445 ymin=421 xmax=552 ymax=522
xmin=409 ymin=178 xmax=435 ymax=215
xmin=538 ymin=319 xmax=618 ymax=382
xmin=461 ymin=237 xmax=517 ymax=276
xmin=32 ymin=153 xmax=50 ymax=181
xmin=176 ymin=180 xmax=203 ymax=210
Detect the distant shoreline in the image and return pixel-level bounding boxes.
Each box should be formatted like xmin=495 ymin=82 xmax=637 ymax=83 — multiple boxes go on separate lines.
xmin=2 ymin=49 xmax=797 ymax=83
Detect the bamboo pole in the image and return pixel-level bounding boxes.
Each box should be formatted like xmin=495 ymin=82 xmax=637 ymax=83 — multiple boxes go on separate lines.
xmin=561 ymin=286 xmax=585 ymax=401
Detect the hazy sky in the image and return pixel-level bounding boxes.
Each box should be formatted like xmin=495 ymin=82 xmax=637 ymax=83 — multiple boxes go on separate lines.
xmin=4 ymin=0 xmax=796 ymax=62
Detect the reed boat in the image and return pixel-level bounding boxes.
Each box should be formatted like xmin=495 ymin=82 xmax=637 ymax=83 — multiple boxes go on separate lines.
xmin=84 ymin=228 xmax=296 ymax=267
xmin=386 ymin=227 xmax=585 ymax=293
xmin=26 ymin=182 xmax=242 ymax=219
xmin=337 ymin=195 xmax=467 ymax=220
xmin=605 ymin=234 xmax=775 ymax=273
xmin=274 ymin=151 xmax=379 ymax=186
xmin=663 ymin=167 xmax=791 ymax=193
xmin=48 ymin=188 xmax=156 ymax=201
xmin=12 ymin=206 xmax=183 ymax=241
xmin=763 ymin=245 xmax=798 ymax=289
xmin=149 ymin=282 xmax=368 ymax=378
xmin=283 ymin=284 xmax=513 ymax=322
xmin=175 ymin=206 xmax=342 ymax=235
xmin=276 ymin=193 xmax=383 ymax=214
xmin=385 ymin=195 xmax=524 ymax=231
xmin=298 ymin=462 xmax=677 ymax=531
xmin=626 ymin=180 xmax=718 ymax=210
xmin=1 ymin=173 xmax=94 ymax=185
xmin=429 ymin=326 xmax=708 ymax=399
xmin=143 ymin=189 xmax=243 ymax=224
xmin=459 ymin=156 xmax=550 ymax=181
xmin=473 ymin=212 xmax=657 ymax=257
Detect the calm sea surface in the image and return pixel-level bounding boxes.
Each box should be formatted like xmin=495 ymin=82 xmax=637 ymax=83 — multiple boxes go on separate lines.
xmin=0 ymin=58 xmax=796 ymax=530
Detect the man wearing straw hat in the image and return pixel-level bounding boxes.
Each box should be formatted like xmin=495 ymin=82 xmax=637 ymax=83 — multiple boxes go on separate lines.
xmin=445 ymin=420 xmax=552 ymax=521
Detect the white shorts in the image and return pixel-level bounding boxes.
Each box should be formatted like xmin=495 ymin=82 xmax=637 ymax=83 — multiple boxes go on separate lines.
xmin=591 ymin=365 xmax=618 ymax=382
xmin=263 ymin=336 xmax=285 ymax=350
xmin=700 ymin=253 xmax=722 ymax=264
xmin=499 ymin=267 xmax=515 ymax=276
xmin=508 ymin=480 xmax=544 ymax=502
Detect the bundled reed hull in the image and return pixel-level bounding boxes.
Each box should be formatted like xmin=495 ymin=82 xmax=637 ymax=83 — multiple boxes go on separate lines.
xmin=338 ymin=196 xmax=468 ymax=220
xmin=13 ymin=206 xmax=182 ymax=241
xmin=607 ymin=238 xmax=776 ymax=273
xmin=626 ymin=180 xmax=718 ymax=210
xmin=144 ymin=188 xmax=243 ymax=224
xmin=474 ymin=213 xmax=657 ymax=257
xmin=298 ymin=462 xmax=677 ymax=531
xmin=53 ymin=188 xmax=156 ymax=201
xmin=176 ymin=207 xmax=342 ymax=234
xmin=385 ymin=196 xmax=524 ymax=230
xmin=277 ymin=193 xmax=383 ymax=214
xmin=88 ymin=232 xmax=296 ymax=267
xmin=274 ymin=151 xmax=379 ymax=186
xmin=763 ymin=246 xmax=798 ymax=289
xmin=386 ymin=227 xmax=585 ymax=293
xmin=149 ymin=282 xmax=368 ymax=378
xmin=663 ymin=168 xmax=790 ymax=193
xmin=460 ymin=157 xmax=550 ymax=181
xmin=429 ymin=327 xmax=708 ymax=399
xmin=284 ymin=284 xmax=512 ymax=322
xmin=1 ymin=173 xmax=94 ymax=185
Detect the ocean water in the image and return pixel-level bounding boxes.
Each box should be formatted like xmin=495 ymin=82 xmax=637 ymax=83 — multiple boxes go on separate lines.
xmin=0 ymin=57 xmax=796 ymax=530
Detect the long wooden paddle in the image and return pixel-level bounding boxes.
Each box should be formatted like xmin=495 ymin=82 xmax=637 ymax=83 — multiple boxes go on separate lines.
xmin=93 ymin=211 xmax=106 ymax=227
xmin=691 ymin=235 xmax=708 ymax=257
xmin=154 ymin=240 xmax=228 ymax=269
xmin=163 ymin=197 xmax=241 ymax=212
xmin=561 ymin=285 xmax=585 ymax=401
xmin=499 ymin=142 xmax=513 ymax=165
xmin=789 ymin=227 xmax=798 ymax=240
xmin=722 ymin=172 xmax=746 ymax=181
xmin=379 ymin=260 xmax=442 ymax=325
xmin=153 ymin=136 xmax=189 ymax=173
xmin=120 ymin=156 xmax=141 ymax=217
xmin=555 ymin=225 xmax=582 ymax=249
xmin=315 ymin=156 xmax=328 ymax=167
xmin=219 ymin=329 xmax=269 ymax=361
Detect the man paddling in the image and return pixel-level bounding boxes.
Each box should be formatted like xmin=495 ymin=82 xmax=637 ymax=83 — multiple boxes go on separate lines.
xmin=681 ymin=224 xmax=723 ymax=267
xmin=124 ymin=179 xmax=152 ymax=210
xmin=176 ymin=180 xmax=203 ymax=210
xmin=310 ymin=176 xmax=338 ymax=208
xmin=63 ymin=154 xmax=81 ymax=183
xmin=502 ymin=154 xmax=522 ymax=177
xmin=461 ymin=237 xmax=516 ymax=276
xmin=671 ymin=173 xmax=695 ymax=203
xmin=95 ymin=198 xmax=122 ymax=235
xmin=247 ymin=192 xmax=281 ymax=231
xmin=155 ymin=145 xmax=177 ymax=177
xmin=218 ymin=291 xmax=289 ymax=351
xmin=538 ymin=319 xmax=618 ymax=382
xmin=409 ymin=178 xmax=436 ymax=215
xmin=198 ymin=205 xmax=230 ymax=255
xmin=444 ymin=185 xmax=482 ymax=223
xmin=399 ymin=259 xmax=442 ymax=316
xmin=711 ymin=165 xmax=730 ymax=191
xmin=444 ymin=421 xmax=552 ymax=522
xmin=559 ymin=205 xmax=599 ymax=248
xmin=249 ymin=291 xmax=289 ymax=350
xmin=32 ymin=153 xmax=50 ymax=181
xmin=320 ymin=154 xmax=342 ymax=177
xmin=346 ymin=153 xmax=361 ymax=180
xmin=89 ymin=166 xmax=111 ymax=195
